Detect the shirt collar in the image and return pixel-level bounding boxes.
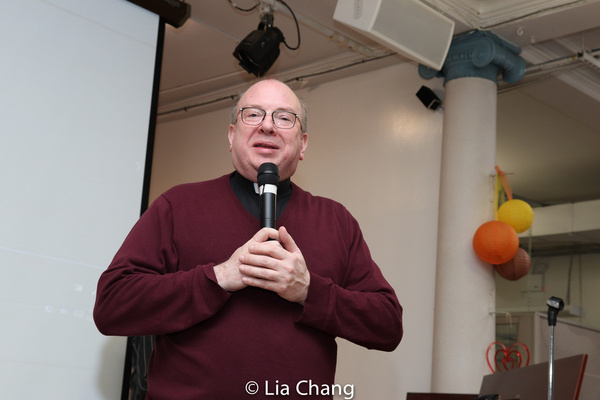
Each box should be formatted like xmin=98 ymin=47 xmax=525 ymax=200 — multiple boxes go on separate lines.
xmin=230 ymin=170 xmax=291 ymax=196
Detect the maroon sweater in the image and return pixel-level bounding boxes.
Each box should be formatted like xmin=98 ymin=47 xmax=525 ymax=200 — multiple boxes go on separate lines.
xmin=94 ymin=173 xmax=402 ymax=399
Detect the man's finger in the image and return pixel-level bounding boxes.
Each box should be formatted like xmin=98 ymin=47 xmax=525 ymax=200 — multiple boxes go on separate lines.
xmin=278 ymin=226 xmax=299 ymax=253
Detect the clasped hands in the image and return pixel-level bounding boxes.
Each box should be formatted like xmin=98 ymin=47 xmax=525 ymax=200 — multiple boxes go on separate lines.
xmin=214 ymin=226 xmax=310 ymax=305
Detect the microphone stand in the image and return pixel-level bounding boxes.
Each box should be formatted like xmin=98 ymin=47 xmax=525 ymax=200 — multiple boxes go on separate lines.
xmin=546 ymin=296 xmax=564 ymax=400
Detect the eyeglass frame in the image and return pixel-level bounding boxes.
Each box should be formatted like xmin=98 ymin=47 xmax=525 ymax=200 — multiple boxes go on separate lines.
xmin=238 ymin=107 xmax=302 ymax=130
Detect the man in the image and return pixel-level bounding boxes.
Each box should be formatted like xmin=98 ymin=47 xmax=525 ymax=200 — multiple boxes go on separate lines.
xmin=94 ymin=79 xmax=403 ymax=399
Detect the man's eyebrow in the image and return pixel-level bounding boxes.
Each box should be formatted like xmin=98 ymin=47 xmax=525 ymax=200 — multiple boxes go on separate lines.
xmin=243 ymin=105 xmax=297 ymax=113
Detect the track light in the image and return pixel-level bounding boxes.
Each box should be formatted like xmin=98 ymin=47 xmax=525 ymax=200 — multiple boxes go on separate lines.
xmin=231 ymin=0 xmax=300 ymax=77
xmin=233 ymin=13 xmax=284 ymax=77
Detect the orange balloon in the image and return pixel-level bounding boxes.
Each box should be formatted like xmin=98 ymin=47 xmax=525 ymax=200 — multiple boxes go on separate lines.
xmin=495 ymin=247 xmax=530 ymax=281
xmin=473 ymin=221 xmax=519 ymax=264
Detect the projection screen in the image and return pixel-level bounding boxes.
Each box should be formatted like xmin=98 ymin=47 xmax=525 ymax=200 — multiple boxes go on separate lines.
xmin=0 ymin=0 xmax=159 ymax=398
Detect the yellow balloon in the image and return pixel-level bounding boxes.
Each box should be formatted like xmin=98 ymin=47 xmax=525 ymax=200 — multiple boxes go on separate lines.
xmin=498 ymin=199 xmax=534 ymax=233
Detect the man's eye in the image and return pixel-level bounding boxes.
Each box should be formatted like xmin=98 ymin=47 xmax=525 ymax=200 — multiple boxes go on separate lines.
xmin=245 ymin=110 xmax=262 ymax=118
xmin=276 ymin=112 xmax=293 ymax=122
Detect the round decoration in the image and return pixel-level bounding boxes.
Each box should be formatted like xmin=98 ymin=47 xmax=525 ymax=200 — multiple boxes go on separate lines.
xmin=495 ymin=247 xmax=530 ymax=280
xmin=498 ymin=199 xmax=534 ymax=233
xmin=473 ymin=221 xmax=519 ymax=265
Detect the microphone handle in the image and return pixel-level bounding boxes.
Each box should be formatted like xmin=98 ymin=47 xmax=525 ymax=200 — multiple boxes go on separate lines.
xmin=259 ymin=183 xmax=277 ymax=229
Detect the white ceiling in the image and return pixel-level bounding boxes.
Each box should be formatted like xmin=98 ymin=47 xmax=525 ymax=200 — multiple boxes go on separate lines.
xmin=156 ymin=0 xmax=600 ymax=254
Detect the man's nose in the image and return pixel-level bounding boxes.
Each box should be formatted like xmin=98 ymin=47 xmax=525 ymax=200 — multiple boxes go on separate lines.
xmin=259 ymin=114 xmax=275 ymax=133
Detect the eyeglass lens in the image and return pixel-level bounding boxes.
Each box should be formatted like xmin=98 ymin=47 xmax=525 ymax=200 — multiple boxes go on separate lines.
xmin=241 ymin=107 xmax=297 ymax=129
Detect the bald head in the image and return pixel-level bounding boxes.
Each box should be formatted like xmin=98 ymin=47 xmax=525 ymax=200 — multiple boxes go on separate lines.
xmin=230 ymin=79 xmax=307 ymax=133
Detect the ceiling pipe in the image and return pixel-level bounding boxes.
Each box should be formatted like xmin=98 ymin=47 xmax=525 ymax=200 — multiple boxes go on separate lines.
xmin=498 ymin=47 xmax=600 ymax=93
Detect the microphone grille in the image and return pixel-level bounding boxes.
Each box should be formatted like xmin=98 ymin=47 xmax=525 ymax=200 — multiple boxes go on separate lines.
xmin=257 ymin=162 xmax=279 ymax=186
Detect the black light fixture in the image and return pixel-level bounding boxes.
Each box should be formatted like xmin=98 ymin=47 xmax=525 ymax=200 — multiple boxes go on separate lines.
xmin=233 ymin=13 xmax=284 ymax=77
xmin=230 ymin=0 xmax=300 ymax=77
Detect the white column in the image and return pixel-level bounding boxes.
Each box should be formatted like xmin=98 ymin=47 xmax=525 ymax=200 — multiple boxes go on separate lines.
xmin=431 ymin=76 xmax=497 ymax=392
xmin=419 ymin=30 xmax=526 ymax=393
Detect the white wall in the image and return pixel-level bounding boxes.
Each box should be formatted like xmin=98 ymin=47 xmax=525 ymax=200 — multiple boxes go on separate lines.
xmin=496 ymin=253 xmax=600 ymax=330
xmin=151 ymin=62 xmax=445 ymax=398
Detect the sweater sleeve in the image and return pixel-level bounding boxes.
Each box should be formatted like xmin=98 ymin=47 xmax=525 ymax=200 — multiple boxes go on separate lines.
xmin=295 ymin=215 xmax=403 ymax=352
xmin=93 ymin=195 xmax=231 ymax=337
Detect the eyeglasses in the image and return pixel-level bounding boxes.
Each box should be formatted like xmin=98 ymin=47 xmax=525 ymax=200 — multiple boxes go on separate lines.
xmin=239 ymin=107 xmax=300 ymax=129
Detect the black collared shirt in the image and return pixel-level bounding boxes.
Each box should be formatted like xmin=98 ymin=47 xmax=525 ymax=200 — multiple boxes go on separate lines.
xmin=229 ymin=171 xmax=292 ymax=221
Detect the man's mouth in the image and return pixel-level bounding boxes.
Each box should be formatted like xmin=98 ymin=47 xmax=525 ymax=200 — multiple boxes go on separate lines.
xmin=254 ymin=143 xmax=278 ymax=150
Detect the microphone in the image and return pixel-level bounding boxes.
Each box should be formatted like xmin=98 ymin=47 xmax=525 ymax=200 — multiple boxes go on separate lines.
xmin=546 ymin=296 xmax=564 ymax=326
xmin=257 ymin=163 xmax=279 ymax=229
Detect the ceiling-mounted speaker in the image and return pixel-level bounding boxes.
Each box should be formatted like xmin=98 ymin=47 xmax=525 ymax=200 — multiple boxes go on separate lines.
xmin=333 ymin=0 xmax=454 ymax=70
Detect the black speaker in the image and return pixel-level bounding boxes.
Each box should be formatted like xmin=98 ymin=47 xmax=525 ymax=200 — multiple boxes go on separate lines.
xmin=126 ymin=0 xmax=191 ymax=28
xmin=416 ymin=86 xmax=442 ymax=110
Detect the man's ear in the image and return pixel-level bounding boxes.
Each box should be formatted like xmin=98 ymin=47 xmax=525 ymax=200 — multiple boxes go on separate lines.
xmin=299 ymin=133 xmax=308 ymax=160
xmin=227 ymin=124 xmax=235 ymax=152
